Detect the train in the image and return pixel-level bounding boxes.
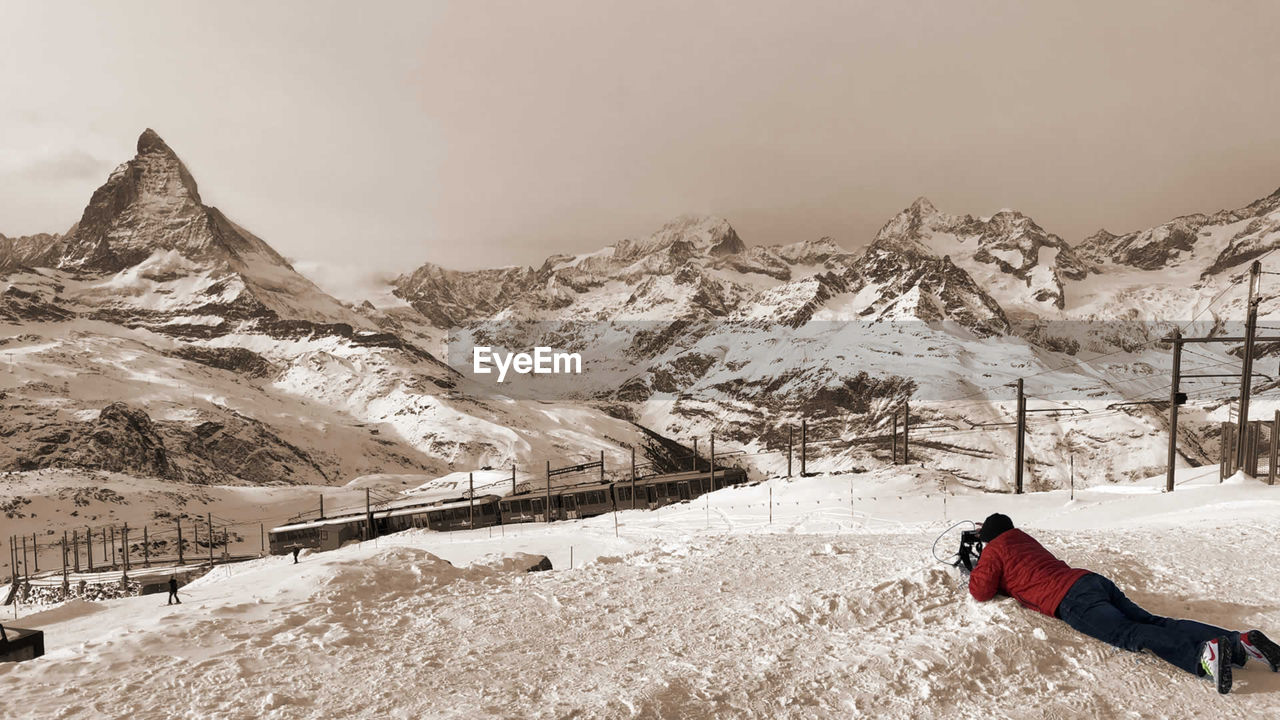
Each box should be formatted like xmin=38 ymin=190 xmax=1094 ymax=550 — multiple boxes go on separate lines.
xmin=268 ymin=466 xmax=748 ymax=555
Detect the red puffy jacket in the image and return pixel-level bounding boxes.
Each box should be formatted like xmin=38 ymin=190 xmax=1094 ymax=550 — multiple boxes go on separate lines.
xmin=968 ymin=528 xmax=1089 ymax=616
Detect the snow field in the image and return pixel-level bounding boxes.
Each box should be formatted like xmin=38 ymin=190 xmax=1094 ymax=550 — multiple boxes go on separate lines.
xmin=2 ymin=467 xmax=1280 ymax=718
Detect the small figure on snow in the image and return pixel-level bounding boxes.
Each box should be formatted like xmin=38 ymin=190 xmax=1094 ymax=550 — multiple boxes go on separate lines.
xmin=965 ymin=513 xmax=1280 ymax=694
xmin=166 ymin=575 xmax=181 ymax=605
xmin=291 ymin=546 xmax=300 ymax=564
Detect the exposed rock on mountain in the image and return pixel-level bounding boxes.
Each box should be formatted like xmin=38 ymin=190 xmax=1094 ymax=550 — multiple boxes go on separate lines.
xmin=0 ymin=129 xmax=365 ymax=332
xmin=0 ymin=129 xmax=668 ymax=484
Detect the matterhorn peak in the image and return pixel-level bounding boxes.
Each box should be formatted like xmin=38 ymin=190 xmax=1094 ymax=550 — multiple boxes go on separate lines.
xmin=137 ymin=127 xmax=172 ymax=154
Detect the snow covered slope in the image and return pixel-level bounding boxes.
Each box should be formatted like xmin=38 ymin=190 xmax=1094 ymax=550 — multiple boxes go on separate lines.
xmin=390 ymin=186 xmax=1280 ymax=489
xmin=4 ymin=467 xmax=1279 ymax=718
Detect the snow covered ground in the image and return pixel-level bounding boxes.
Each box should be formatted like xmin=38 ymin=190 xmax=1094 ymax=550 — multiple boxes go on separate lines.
xmin=3 ymin=466 xmax=1280 ymax=718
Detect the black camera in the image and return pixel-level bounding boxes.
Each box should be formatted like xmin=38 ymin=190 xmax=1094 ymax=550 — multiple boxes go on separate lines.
xmin=956 ymin=529 xmax=984 ymax=571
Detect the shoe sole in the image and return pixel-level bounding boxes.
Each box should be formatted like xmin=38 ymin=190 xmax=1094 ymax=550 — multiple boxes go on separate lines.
xmin=1215 ymin=635 xmax=1233 ymax=694
xmin=1245 ymin=630 xmax=1280 ymax=673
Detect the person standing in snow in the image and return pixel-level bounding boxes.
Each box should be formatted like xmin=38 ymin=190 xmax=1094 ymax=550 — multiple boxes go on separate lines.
xmin=166 ymin=575 xmax=181 ymax=605
xmin=965 ymin=513 xmax=1280 ymax=694
xmin=291 ymin=546 xmax=300 ymax=564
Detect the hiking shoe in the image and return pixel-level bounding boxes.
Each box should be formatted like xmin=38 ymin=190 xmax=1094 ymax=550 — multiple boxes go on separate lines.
xmin=1200 ymin=636 xmax=1233 ymax=694
xmin=1241 ymin=630 xmax=1280 ymax=672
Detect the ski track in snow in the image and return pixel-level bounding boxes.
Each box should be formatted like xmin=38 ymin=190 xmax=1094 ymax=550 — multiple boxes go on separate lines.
xmin=3 ymin=472 xmax=1280 ymax=719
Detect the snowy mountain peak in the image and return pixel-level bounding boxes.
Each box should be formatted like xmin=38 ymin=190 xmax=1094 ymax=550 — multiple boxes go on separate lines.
xmin=641 ymin=214 xmax=745 ymax=258
xmin=909 ymin=196 xmax=938 ymax=216
xmin=0 ymin=129 xmax=365 ymax=328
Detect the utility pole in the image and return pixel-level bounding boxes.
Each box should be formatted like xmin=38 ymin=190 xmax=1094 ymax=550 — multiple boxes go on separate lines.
xmin=468 ymin=472 xmax=475 ymax=528
xmin=512 ymin=464 xmax=517 ymax=495
xmin=892 ymin=414 xmax=899 ymax=464
xmin=122 ymin=523 xmax=129 ymax=572
xmin=1166 ymin=327 xmax=1183 ymax=492
xmin=31 ymin=533 xmax=37 ymax=574
xmin=72 ymin=529 xmax=80 ymax=573
xmin=177 ymin=518 xmax=184 ymax=565
xmin=902 ymin=402 xmax=910 ymax=465
xmin=319 ymin=495 xmax=324 ymax=519
xmin=260 ymin=523 xmax=265 ymax=556
xmin=801 ymin=419 xmax=808 ymax=476
xmin=630 ymin=446 xmax=637 ymax=510
xmin=692 ymin=438 xmax=698 ymax=472
xmin=545 ymin=460 xmax=552 ymax=523
xmin=110 ymin=526 xmax=116 ymax=568
xmin=1236 ymin=260 xmax=1263 ymax=473
xmin=143 ymin=526 xmax=150 ymax=567
xmin=1015 ymin=378 xmax=1026 ymax=494
xmin=787 ymin=427 xmax=793 ymax=477
xmin=600 ymin=450 xmax=605 ymax=484
xmin=366 ymin=488 xmax=372 ymax=541
xmin=709 ymin=434 xmax=716 ymax=491
xmin=86 ymin=526 xmax=93 ymax=572
xmin=207 ymin=512 xmax=214 ymax=566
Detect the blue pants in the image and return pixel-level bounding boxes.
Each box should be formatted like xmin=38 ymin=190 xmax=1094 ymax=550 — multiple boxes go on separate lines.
xmin=1055 ymin=573 xmax=1236 ymax=675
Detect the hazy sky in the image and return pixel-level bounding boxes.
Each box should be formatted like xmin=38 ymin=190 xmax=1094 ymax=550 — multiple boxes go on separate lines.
xmin=4 ymin=1 xmax=1280 ymax=291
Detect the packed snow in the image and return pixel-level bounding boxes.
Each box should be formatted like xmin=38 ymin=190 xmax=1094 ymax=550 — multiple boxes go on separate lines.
xmin=3 ymin=466 xmax=1280 ymax=718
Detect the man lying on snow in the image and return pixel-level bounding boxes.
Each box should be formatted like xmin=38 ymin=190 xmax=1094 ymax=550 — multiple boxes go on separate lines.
xmin=964 ymin=513 xmax=1280 ymax=694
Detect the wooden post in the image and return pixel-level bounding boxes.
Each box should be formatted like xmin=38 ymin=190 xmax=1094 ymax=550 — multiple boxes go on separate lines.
xmin=1015 ymin=378 xmax=1026 ymax=494
xmin=260 ymin=523 xmax=265 ymax=556
xmin=1236 ymin=260 xmax=1262 ymax=472
xmin=600 ymin=450 xmax=605 ymax=484
xmin=72 ymin=529 xmax=80 ymax=573
xmin=469 ymin=472 xmax=475 ymax=527
xmin=61 ymin=534 xmax=67 ymax=592
xmin=143 ymin=526 xmax=150 ymax=567
xmin=102 ymin=527 xmax=108 ymax=568
xmin=630 ymin=446 xmax=637 ymax=511
xmin=366 ymin=488 xmax=372 ymax=541
xmin=1070 ymin=454 xmax=1075 ymax=501
xmin=110 ymin=526 xmax=116 ymax=568
xmin=1271 ymin=410 xmax=1279 ymax=485
xmin=892 ymin=415 xmax=899 ymax=464
xmin=693 ymin=438 xmax=698 ymax=471
xmin=177 ymin=518 xmax=184 ymax=565
xmin=208 ymin=513 xmax=214 ymax=566
xmin=801 ymin=419 xmax=807 ymax=476
xmin=787 ymin=427 xmax=793 ymax=477
xmin=1250 ymin=421 xmax=1261 ymax=476
xmin=545 ymin=460 xmax=552 ymax=523
xmin=31 ymin=532 xmax=37 ymax=573
xmin=1166 ymin=329 xmax=1182 ymax=492
xmin=769 ymin=485 xmax=773 ymax=524
xmin=902 ymin=402 xmax=910 ymax=465
xmin=21 ymin=534 xmax=27 ymax=578
xmin=512 ymin=464 xmax=517 ymax=495
xmin=122 ymin=523 xmax=129 ymax=572
xmin=709 ymin=434 xmax=716 ymax=491
xmin=319 ymin=495 xmax=324 ymax=519
xmin=86 ymin=526 xmax=93 ymax=572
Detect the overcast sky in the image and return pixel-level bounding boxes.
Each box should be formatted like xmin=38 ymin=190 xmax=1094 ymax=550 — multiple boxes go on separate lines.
xmin=4 ymin=1 xmax=1280 ymax=292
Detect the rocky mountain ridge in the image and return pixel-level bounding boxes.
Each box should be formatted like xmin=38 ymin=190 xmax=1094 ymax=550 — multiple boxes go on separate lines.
xmin=0 ymin=130 xmax=678 ymax=486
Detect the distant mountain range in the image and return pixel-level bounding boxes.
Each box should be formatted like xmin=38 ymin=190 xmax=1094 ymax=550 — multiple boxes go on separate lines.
xmin=6 ymin=129 xmax=1279 ymax=489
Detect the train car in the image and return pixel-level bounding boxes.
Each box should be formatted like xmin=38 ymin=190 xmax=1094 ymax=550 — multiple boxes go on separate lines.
xmin=410 ymin=495 xmax=501 ymax=531
xmin=268 ymin=515 xmax=367 ymax=554
xmin=269 ymin=494 xmax=503 ymax=554
xmin=613 ymin=467 xmax=748 ymax=510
